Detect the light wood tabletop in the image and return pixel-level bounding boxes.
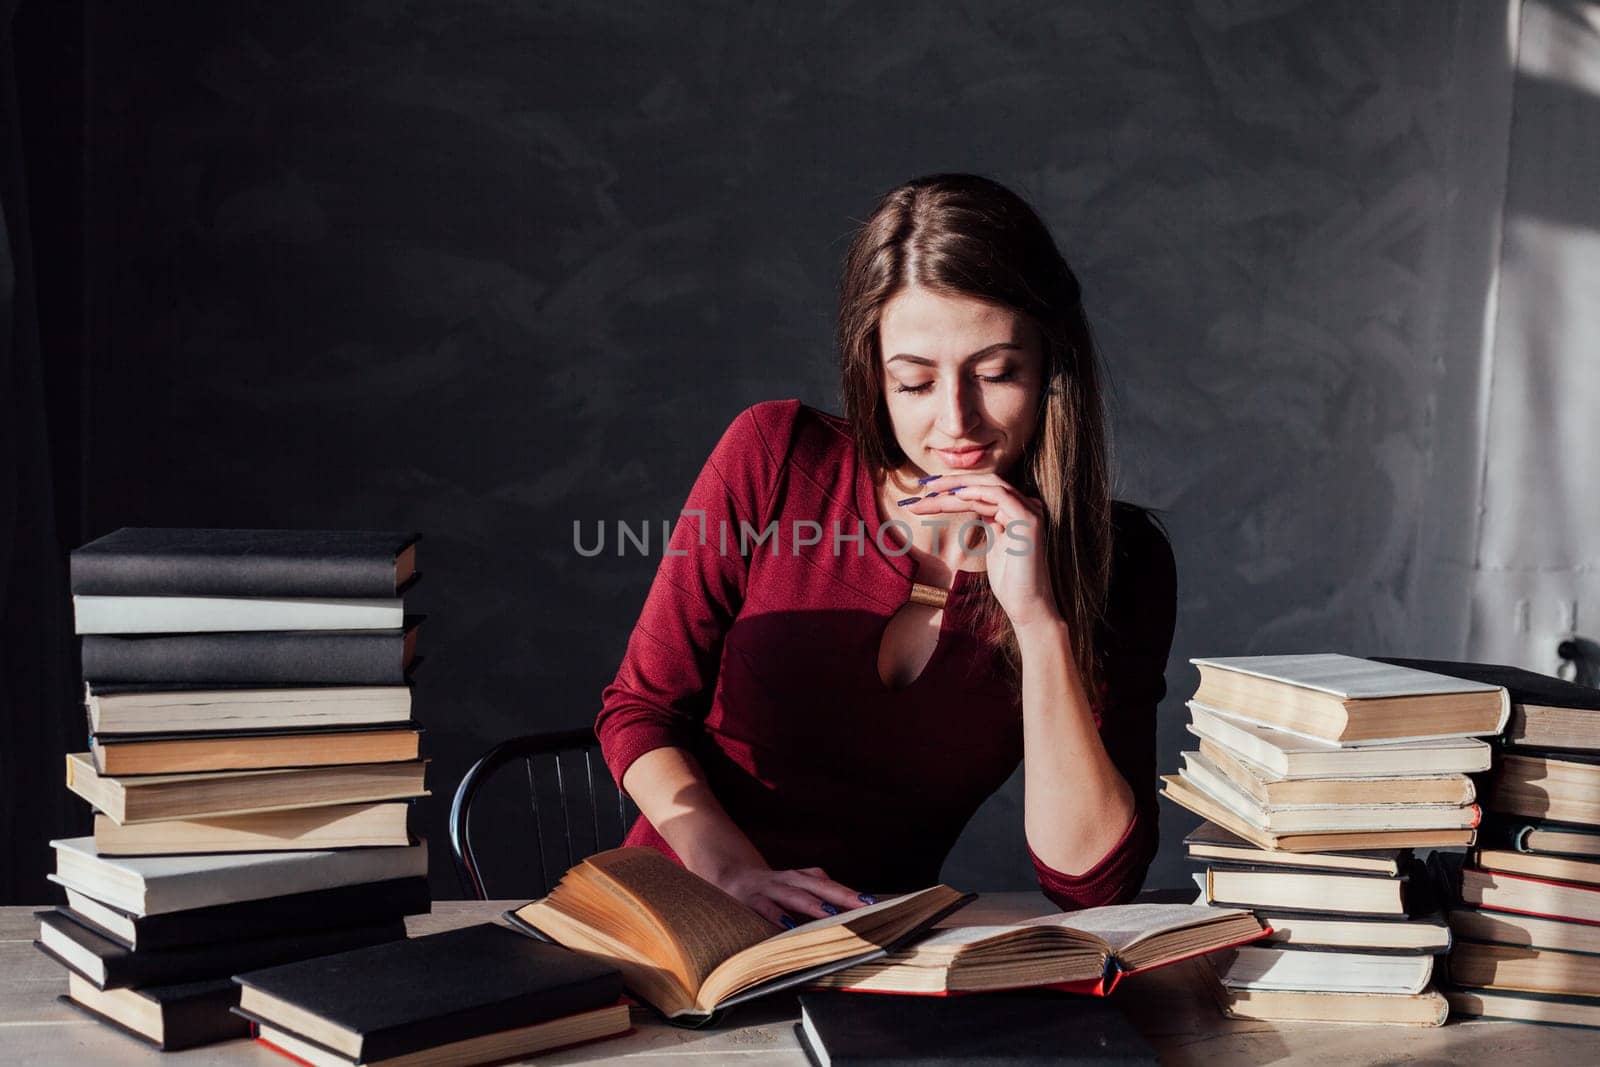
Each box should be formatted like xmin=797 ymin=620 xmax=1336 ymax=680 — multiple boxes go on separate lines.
xmin=1 ymin=894 xmax=1589 ymax=1064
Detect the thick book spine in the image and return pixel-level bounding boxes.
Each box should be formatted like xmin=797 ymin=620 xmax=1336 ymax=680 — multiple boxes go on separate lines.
xmin=70 ymin=529 xmax=418 ymax=598
xmin=81 ymin=625 xmax=417 ymax=685
xmin=41 ymin=912 xmax=407 ymax=989
xmin=83 ymin=877 xmax=431 ymax=950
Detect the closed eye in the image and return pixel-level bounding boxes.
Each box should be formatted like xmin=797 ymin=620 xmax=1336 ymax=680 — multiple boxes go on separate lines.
xmin=894 ymin=370 xmax=1016 ymax=394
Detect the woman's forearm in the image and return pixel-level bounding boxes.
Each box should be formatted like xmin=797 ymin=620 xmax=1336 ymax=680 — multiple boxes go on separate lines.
xmin=1016 ymin=616 xmax=1137 ymax=874
xmin=620 ymin=746 xmax=769 ymax=881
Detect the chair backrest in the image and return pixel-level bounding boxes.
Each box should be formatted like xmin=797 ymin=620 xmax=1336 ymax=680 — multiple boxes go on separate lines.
xmin=448 ymin=729 xmax=638 ymax=900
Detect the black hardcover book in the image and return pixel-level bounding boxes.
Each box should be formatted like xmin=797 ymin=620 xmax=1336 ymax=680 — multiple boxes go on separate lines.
xmin=794 ymin=990 xmax=1159 ymax=1066
xmin=62 ymin=975 xmax=249 ymax=1051
xmin=36 ymin=909 xmax=406 ymax=990
xmin=81 ymin=617 xmax=422 ymax=685
xmin=1371 ymin=657 xmax=1600 ymax=710
xmin=60 ymin=876 xmax=431 ymax=951
xmin=71 ymin=528 xmax=421 ymax=598
xmin=232 ymin=923 xmax=623 ymax=1063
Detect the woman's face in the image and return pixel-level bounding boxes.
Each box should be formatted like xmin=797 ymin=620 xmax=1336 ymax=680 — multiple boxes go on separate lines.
xmin=878 ymin=284 xmax=1045 ymax=479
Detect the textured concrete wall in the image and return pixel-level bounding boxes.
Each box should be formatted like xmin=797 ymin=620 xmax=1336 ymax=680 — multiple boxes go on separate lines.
xmin=80 ymin=1 xmax=1517 ymax=896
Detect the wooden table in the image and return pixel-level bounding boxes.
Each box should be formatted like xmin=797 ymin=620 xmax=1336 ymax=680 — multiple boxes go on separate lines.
xmin=1 ymin=895 xmax=1588 ymax=1064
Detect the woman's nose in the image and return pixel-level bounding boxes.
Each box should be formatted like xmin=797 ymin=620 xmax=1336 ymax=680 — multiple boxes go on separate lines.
xmin=938 ymin=377 xmax=979 ymax=437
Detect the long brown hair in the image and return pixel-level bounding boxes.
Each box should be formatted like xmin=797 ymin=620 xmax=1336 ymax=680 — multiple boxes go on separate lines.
xmin=837 ymin=173 xmax=1113 ymax=696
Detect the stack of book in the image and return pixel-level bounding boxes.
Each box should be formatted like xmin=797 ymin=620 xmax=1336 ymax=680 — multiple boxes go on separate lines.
xmin=233 ymin=924 xmax=632 ymax=1066
xmin=1159 ymin=653 xmax=1511 ymax=1026
xmin=1381 ymin=660 xmax=1600 ymax=1029
xmin=38 ymin=528 xmax=431 ymax=1051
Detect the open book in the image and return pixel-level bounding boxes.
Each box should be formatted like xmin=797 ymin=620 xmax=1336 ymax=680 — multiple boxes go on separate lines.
xmin=807 ymin=902 xmax=1268 ymax=997
xmin=507 ymin=848 xmax=972 ymax=1025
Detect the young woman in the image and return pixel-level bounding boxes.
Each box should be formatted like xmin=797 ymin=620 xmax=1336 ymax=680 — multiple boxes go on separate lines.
xmin=595 ymin=173 xmax=1176 ymax=928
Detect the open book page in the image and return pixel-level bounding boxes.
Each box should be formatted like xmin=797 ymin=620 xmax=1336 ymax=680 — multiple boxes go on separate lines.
xmin=566 ymin=849 xmax=773 ymax=992
xmin=1012 ymin=901 xmax=1251 ymax=954
xmin=693 ymin=885 xmax=970 ymax=1013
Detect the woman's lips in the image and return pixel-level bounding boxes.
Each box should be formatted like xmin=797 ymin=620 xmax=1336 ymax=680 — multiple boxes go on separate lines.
xmin=932 ymin=445 xmax=990 ymax=469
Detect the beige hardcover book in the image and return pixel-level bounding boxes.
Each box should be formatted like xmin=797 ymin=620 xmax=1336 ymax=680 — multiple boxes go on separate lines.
xmin=1258 ymin=913 xmax=1450 ymax=953
xmin=1448 ymin=907 xmax=1600 ymax=955
xmin=1447 ymin=986 xmax=1600 ymax=1027
xmin=1186 ymin=703 xmax=1493 ymax=778
xmin=1203 ymin=867 xmax=1408 ymax=917
xmin=1190 ymin=653 xmax=1508 ymax=743
xmin=252 ymin=1006 xmax=630 ymax=1067
xmin=1475 ymin=848 xmax=1600 ymax=888
xmin=1182 ymin=821 xmax=1406 ymax=876
xmin=1451 ymin=940 xmax=1600 ymax=996
xmin=1160 ymin=774 xmax=1477 ymax=853
xmin=1197 ymin=738 xmax=1475 ymax=807
xmin=1487 ymin=752 xmax=1600 ymax=826
xmin=1203 ymin=961 xmax=1447 ymax=1026
xmin=87 ymin=683 xmax=412 ymax=735
xmin=1177 ymin=752 xmax=1480 ymax=832
xmin=1459 ymin=867 xmax=1600 ymax=923
xmin=67 ymin=752 xmax=428 ymax=824
xmin=93 ymin=802 xmax=411 ymax=855
xmin=91 ymin=727 xmax=420 ymax=775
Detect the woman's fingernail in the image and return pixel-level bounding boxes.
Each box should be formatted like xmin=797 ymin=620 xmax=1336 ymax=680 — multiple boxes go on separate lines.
xmin=821 ymin=903 xmax=839 ymax=916
xmin=896 ymin=496 xmax=921 ymax=506
xmin=923 ymin=491 xmax=942 ymax=499
xmin=779 ymin=915 xmax=797 ymax=929
xmin=916 ymin=474 xmax=942 ymax=485
xmin=949 ymin=485 xmax=965 ymax=493
xmin=858 ymin=893 xmax=878 ymax=905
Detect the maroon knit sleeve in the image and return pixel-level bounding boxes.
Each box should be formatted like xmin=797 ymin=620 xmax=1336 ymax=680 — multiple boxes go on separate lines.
xmin=1031 ymin=505 xmax=1177 ymax=910
xmin=594 ymin=400 xmax=799 ymax=792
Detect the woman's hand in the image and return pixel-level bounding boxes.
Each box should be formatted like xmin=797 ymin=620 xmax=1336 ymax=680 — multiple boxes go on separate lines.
xmin=904 ymin=472 xmax=1059 ymax=630
xmin=707 ymin=862 xmax=872 ymax=928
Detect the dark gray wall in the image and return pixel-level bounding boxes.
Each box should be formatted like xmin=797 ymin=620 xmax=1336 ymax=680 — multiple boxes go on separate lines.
xmin=74 ymin=0 xmax=1515 ymax=899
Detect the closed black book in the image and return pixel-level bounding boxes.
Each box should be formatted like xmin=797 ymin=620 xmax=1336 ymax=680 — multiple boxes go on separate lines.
xmin=62 ymin=974 xmax=248 ymax=1051
xmin=81 ymin=618 xmax=422 ymax=685
xmin=794 ymin=990 xmax=1159 ymax=1066
xmin=232 ymin=923 xmax=623 ymax=1063
xmin=36 ymin=909 xmax=406 ymax=989
xmin=71 ymin=528 xmax=420 ymax=598
xmin=60 ymin=876 xmax=431 ymax=951
xmin=1372 ymin=657 xmax=1600 ymax=710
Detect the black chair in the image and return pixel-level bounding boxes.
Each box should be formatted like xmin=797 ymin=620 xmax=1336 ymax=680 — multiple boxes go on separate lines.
xmin=449 ymin=729 xmax=638 ymax=899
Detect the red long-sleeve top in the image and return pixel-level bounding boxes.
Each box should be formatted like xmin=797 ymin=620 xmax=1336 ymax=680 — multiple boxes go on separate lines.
xmin=595 ymin=399 xmax=1176 ymax=909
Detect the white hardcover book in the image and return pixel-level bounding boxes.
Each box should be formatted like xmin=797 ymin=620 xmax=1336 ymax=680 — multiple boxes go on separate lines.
xmin=1191 ymin=654 xmax=1500 ymax=699
xmin=1187 ymin=703 xmax=1494 ymax=773
xmin=1189 ymin=653 xmax=1510 ymax=743
xmin=73 ymin=595 xmax=403 ymax=634
xmin=1215 ymin=945 xmax=1434 ymax=995
xmin=47 ymin=836 xmax=427 ymax=916
xmin=1177 ymin=753 xmax=1478 ymax=833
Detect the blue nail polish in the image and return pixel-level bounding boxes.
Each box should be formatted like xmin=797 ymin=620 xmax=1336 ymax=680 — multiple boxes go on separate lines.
xmin=779 ymin=915 xmax=797 ymax=929
xmin=821 ymin=903 xmax=839 ymax=916
xmin=916 ymin=474 xmax=941 ymax=485
xmin=896 ymin=495 xmax=921 ymax=506
xmin=923 ymin=491 xmax=942 ymax=499
xmin=858 ymin=893 xmax=878 ymax=905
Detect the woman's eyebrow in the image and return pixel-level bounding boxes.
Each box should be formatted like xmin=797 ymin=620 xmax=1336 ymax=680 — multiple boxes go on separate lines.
xmin=885 ymin=342 xmax=1022 ymax=366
